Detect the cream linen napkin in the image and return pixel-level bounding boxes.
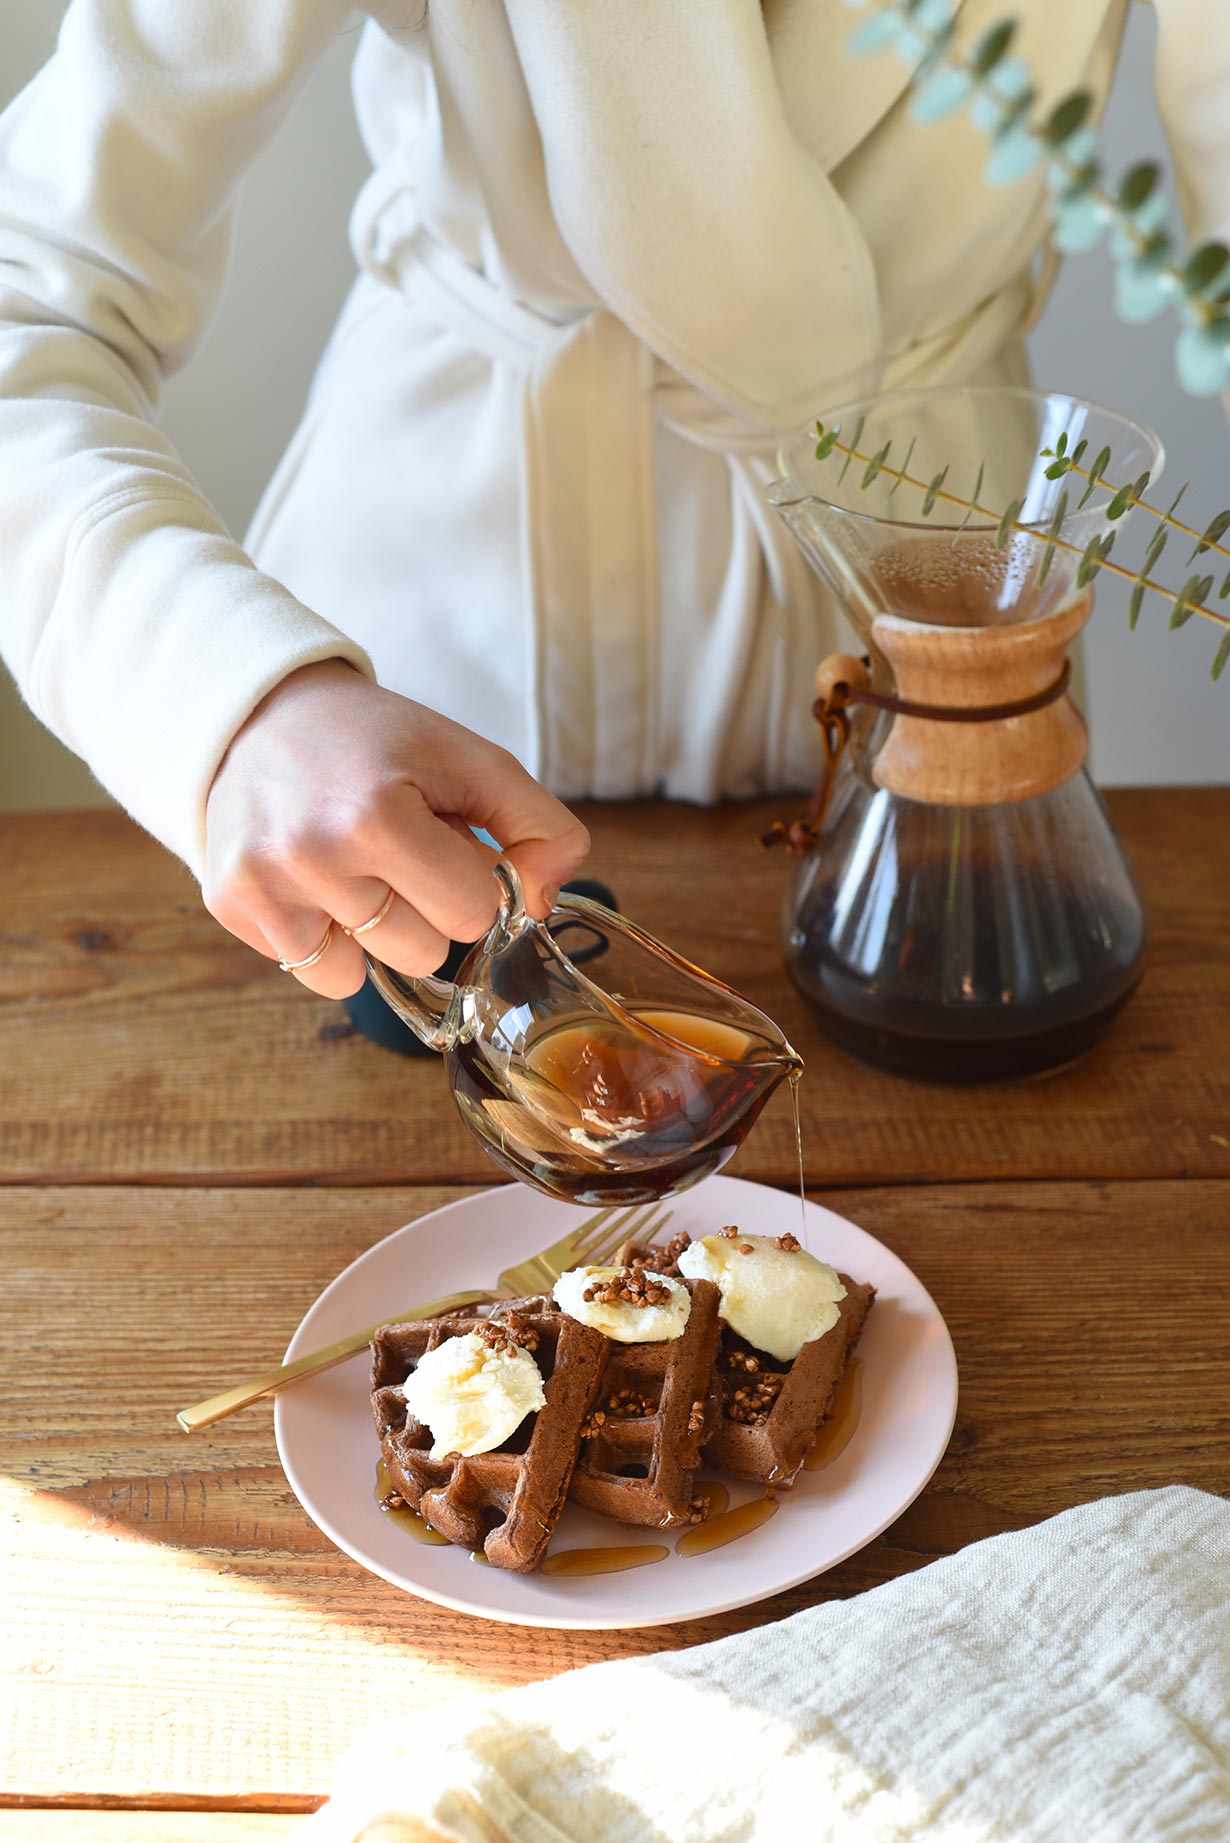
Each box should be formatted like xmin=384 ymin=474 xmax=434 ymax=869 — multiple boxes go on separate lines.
xmin=311 ymin=1487 xmax=1230 ymax=1843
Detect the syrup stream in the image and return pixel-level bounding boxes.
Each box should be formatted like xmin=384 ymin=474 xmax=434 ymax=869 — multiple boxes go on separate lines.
xmin=790 ymin=1069 xmax=807 ymax=1244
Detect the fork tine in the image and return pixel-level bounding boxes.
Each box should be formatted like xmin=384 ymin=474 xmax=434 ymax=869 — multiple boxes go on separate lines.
xmin=562 ymin=1202 xmax=647 ymax=1266
xmin=573 ymin=1200 xmax=675 ymax=1269
xmin=498 ymin=1199 xmax=678 ymax=1300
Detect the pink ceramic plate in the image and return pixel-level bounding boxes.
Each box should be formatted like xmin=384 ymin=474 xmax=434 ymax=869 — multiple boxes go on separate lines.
xmin=275 ymin=1174 xmax=958 ymax=1629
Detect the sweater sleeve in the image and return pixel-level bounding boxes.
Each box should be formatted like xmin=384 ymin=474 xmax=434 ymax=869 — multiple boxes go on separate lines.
xmin=1153 ymin=0 xmax=1230 ymax=246
xmin=0 ymin=0 xmax=379 ymax=875
xmin=500 ymin=0 xmax=883 ymax=435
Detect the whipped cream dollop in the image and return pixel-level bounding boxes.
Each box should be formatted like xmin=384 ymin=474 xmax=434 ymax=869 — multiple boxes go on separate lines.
xmin=553 ymin=1265 xmax=691 ymax=1342
xmin=401 ymin=1332 xmax=545 ymax=1460
xmin=677 ymin=1231 xmax=845 ymax=1362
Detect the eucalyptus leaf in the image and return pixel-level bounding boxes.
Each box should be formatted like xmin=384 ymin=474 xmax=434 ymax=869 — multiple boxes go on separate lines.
xmin=912 ymin=60 xmax=970 ymax=120
xmin=986 ymin=125 xmax=1043 ymax=185
xmin=971 ymin=60 xmax=1031 ymax=134
xmin=1128 ymin=577 xmax=1148 ymax=631
xmin=1044 ymin=458 xmax=1071 ymax=480
xmin=1076 ymin=535 xmax=1104 ymax=588
xmin=863 ymin=442 xmax=893 ymax=487
xmin=1182 ymin=241 xmax=1230 ymax=300
xmin=922 ymin=466 xmax=949 ymax=516
xmin=1105 ymin=471 xmax=1150 ymax=522
xmin=1110 ymin=196 xmax=1170 ymax=264
xmin=1142 ymin=525 xmax=1169 ymax=575
xmin=1043 ymin=90 xmax=1092 ymax=148
xmin=993 ymin=83 xmax=1035 ymax=141
xmin=1188 ymin=510 xmax=1230 ymax=562
xmin=912 ymin=0 xmax=954 ymax=35
xmin=1052 ymin=156 xmax=1100 ymax=202
xmin=1078 ymin=446 xmax=1112 ymax=509
xmin=1161 ymin=482 xmax=1189 ymax=524
xmin=1175 ymin=318 xmax=1230 ymax=396
xmin=952 ymin=461 xmax=985 ymax=544
xmin=886 ymin=434 xmax=917 ymax=502
xmin=973 ymin=19 xmax=1016 ymax=74
xmin=1117 ymin=160 xmax=1160 ymax=213
xmin=995 ymin=497 xmax=1025 ymax=548
xmin=1213 ymin=629 xmax=1230 ymax=682
xmin=836 ymin=415 xmax=865 ymax=486
xmin=815 ymin=422 xmax=842 ymax=461
xmin=1169 ymin=573 xmax=1214 ymax=629
xmin=1115 ymin=258 xmax=1178 ymax=324
xmin=1052 ymin=192 xmax=1108 ymax=253
xmin=849 ymin=12 xmax=905 ymax=54
xmin=1036 ymin=488 xmax=1069 ymax=588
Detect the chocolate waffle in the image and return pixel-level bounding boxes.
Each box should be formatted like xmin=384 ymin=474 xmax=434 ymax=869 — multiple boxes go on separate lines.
xmin=620 ymin=1231 xmax=876 ymax=1490
xmin=370 ymin=1299 xmax=607 ymax=1573
xmin=567 ymin=1276 xmax=723 ymax=1530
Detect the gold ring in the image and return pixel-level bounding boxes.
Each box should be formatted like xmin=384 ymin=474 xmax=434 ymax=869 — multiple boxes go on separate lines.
xmin=277 ymin=921 xmax=334 ymax=973
xmin=344 ymin=886 xmax=396 ymax=938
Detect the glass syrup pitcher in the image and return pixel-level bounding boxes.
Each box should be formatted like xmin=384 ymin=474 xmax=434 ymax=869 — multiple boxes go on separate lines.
xmin=767 ymin=385 xmax=1163 ymax=1083
xmin=363 ymin=864 xmax=802 ymax=1203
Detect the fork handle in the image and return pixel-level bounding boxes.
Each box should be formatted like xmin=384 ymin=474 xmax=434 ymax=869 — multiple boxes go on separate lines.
xmin=175 ymin=1288 xmax=494 ymax=1433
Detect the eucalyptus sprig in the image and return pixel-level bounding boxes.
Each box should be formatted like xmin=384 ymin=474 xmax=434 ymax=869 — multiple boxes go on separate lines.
xmin=842 ymin=0 xmax=1230 ymax=396
xmin=812 ymin=418 xmax=1230 ymax=680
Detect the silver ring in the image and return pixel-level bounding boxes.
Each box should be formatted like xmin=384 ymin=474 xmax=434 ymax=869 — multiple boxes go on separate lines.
xmin=344 ymin=886 xmax=396 ymax=938
xmin=277 ymin=921 xmax=334 ymax=972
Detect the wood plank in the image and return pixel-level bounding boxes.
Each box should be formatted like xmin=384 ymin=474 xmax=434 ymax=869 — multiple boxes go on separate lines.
xmin=0 ymin=796 xmax=1228 ymax=1188
xmin=0 ymin=1819 xmax=301 ymax=1839
xmin=2 ymin=1182 xmax=1227 ymax=1805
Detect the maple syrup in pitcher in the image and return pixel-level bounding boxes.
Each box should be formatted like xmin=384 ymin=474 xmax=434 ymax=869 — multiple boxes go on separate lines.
xmin=449 ymin=1005 xmax=796 ymax=1204
xmin=361 ymin=860 xmax=801 ymax=1202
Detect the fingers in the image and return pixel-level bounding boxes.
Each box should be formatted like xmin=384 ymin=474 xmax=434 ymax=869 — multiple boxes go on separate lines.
xmin=358 ymin=792 xmax=510 ymax=944
xmin=314 ymin=874 xmax=451 ymax=979
xmin=417 ymin=737 xmax=591 ymax=916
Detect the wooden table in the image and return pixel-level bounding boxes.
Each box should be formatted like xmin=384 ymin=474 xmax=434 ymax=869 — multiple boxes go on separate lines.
xmin=3 ymin=793 xmax=1229 ymax=1841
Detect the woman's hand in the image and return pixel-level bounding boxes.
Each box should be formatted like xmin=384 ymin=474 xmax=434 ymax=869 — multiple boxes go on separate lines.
xmin=202 ymin=660 xmax=591 ymax=998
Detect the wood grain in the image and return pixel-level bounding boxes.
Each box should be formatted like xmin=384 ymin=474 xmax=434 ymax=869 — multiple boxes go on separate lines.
xmin=1 ymin=795 xmax=1228 ymax=1189
xmin=0 ymin=1820 xmax=299 ymax=1839
xmin=3 ymin=1182 xmax=1227 ymax=1807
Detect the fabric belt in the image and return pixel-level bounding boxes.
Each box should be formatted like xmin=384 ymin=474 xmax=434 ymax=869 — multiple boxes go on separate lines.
xmin=357 ymin=210 xmax=782 ymax=796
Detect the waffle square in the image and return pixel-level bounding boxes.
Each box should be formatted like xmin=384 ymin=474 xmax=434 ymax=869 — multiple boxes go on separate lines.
xmin=568 ymin=1277 xmax=722 ymax=1530
xmin=370 ymin=1299 xmax=607 ymax=1573
xmin=619 ymin=1232 xmax=875 ymax=1489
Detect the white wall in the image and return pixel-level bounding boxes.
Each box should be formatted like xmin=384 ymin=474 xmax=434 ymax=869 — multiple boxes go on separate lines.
xmin=1026 ymin=1 xmax=1229 ymax=785
xmin=0 ymin=0 xmax=1225 ymax=812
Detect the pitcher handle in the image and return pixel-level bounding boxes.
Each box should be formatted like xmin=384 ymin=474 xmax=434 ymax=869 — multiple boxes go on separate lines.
xmin=362 ymin=860 xmax=527 ymax=1053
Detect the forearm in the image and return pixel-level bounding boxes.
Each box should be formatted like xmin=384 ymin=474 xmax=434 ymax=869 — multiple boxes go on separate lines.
xmin=0 ymin=0 xmax=371 ymax=873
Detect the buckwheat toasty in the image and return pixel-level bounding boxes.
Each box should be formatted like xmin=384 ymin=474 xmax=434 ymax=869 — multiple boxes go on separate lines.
xmin=565 ymin=1269 xmax=723 ymax=1530
xmin=620 ymin=1229 xmax=876 ymax=1488
xmin=370 ymin=1299 xmax=607 ymax=1573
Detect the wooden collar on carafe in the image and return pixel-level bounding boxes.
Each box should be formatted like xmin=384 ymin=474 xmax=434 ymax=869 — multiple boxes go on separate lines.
xmin=762 ymin=591 xmax=1092 ymax=855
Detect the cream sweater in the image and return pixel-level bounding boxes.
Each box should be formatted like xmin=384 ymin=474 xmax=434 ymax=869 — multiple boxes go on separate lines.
xmin=0 ymin=1 xmax=1224 ymax=872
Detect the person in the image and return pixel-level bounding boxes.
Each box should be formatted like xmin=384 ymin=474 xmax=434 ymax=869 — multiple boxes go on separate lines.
xmin=0 ymin=0 xmax=1222 ymax=1000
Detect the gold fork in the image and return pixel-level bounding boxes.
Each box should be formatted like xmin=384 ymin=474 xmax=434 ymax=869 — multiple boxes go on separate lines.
xmin=176 ymin=1199 xmax=671 ymax=1433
